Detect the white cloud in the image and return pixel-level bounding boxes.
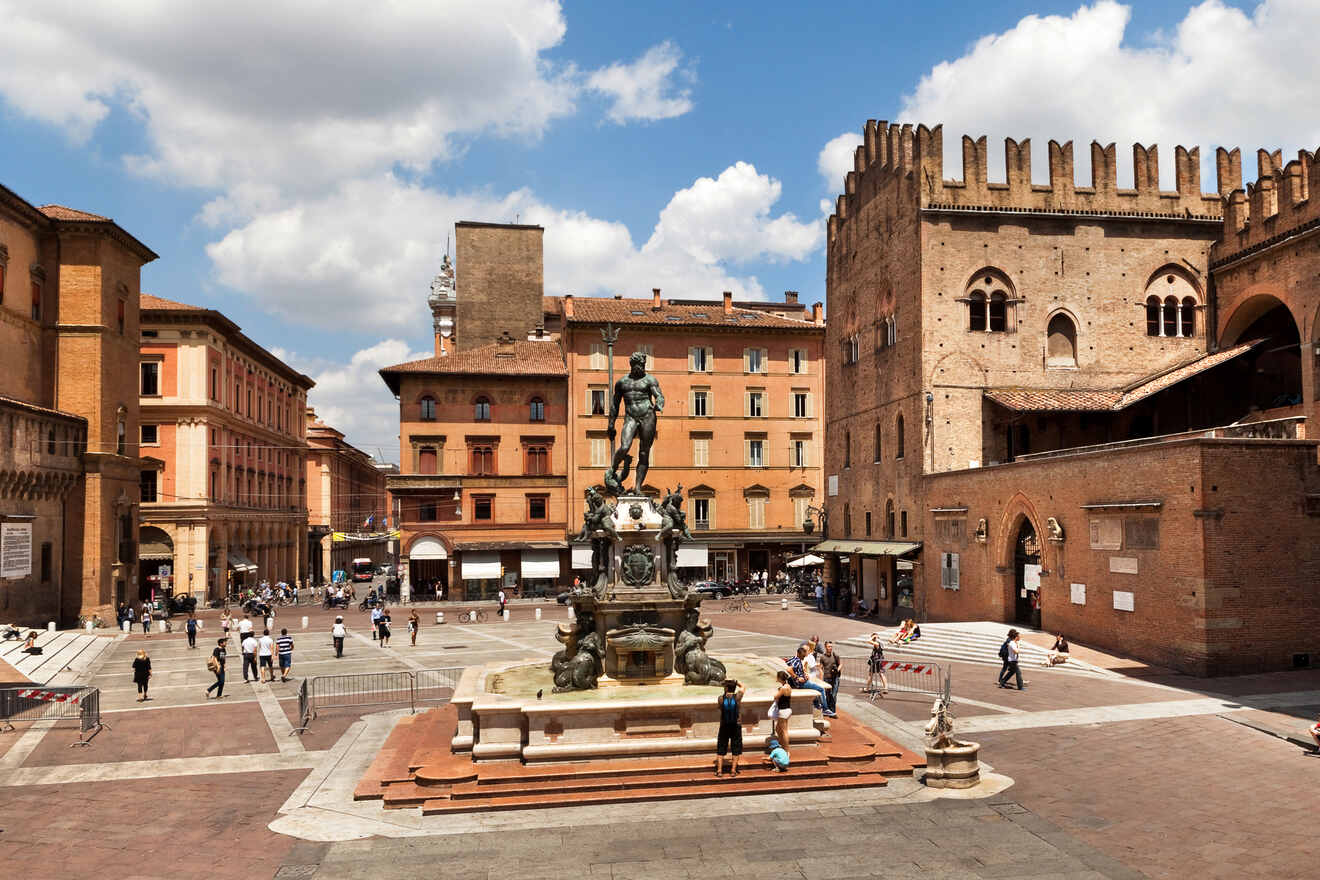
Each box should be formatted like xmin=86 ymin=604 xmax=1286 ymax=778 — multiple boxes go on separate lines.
xmin=208 ymin=162 xmax=821 ymax=333
xmin=897 ymin=0 xmax=1320 ymax=188
xmin=818 ymin=131 xmax=860 ymax=192
xmin=586 ymin=41 xmax=695 ymax=124
xmin=0 ymin=0 xmax=576 ymax=193
xmin=276 ymin=339 xmax=430 ymax=460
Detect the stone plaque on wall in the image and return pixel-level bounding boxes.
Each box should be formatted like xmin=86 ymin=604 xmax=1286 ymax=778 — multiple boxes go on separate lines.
xmin=1070 ymin=583 xmax=1086 ymax=605
xmin=1089 ymin=518 xmax=1122 ymax=550
xmin=1113 ymin=590 xmax=1135 ymax=612
xmin=1123 ymin=518 xmax=1160 ymax=550
xmin=1109 ymin=556 xmax=1138 ymax=574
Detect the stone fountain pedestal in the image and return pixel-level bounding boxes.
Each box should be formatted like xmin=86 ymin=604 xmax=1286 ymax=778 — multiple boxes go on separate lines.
xmin=923 ymin=740 xmax=982 ymax=789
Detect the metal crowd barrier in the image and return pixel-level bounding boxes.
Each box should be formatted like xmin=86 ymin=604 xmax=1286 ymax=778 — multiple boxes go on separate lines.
xmin=838 ymin=656 xmax=945 ymax=697
xmin=294 ymin=667 xmax=463 ymax=733
xmin=0 ymin=685 xmax=106 ymax=746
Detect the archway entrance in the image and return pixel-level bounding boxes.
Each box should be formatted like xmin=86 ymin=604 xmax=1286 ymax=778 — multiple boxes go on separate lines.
xmin=1013 ymin=519 xmax=1041 ymax=627
xmin=1221 ymin=296 xmax=1303 ymax=417
xmin=138 ymin=526 xmax=174 ymax=602
xmin=408 ymin=536 xmax=449 ymax=600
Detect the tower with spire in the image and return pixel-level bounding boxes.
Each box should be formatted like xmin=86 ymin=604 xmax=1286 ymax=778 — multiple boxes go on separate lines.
xmin=428 ymin=253 xmax=456 ymax=356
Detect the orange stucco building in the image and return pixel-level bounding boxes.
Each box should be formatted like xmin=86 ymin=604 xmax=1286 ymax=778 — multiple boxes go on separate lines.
xmin=305 ymin=408 xmax=391 ymax=583
xmin=138 ymin=294 xmax=314 ymax=601
xmin=1 ymin=183 xmax=156 ymax=625
xmin=380 ymin=222 xmax=825 ymax=600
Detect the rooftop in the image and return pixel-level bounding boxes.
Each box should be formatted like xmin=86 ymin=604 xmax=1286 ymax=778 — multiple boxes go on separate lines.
xmin=378 ymin=338 xmax=567 ymax=394
xmin=38 ymin=204 xmax=111 ymax=222
xmin=554 ymin=295 xmax=821 ymax=330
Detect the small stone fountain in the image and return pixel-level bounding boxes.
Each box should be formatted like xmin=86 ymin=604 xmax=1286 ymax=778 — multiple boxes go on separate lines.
xmin=922 ymin=682 xmax=981 ymax=789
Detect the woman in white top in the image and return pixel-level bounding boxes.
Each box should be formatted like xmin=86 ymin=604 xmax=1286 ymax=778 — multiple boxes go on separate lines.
xmin=331 ymin=616 xmax=347 ymax=658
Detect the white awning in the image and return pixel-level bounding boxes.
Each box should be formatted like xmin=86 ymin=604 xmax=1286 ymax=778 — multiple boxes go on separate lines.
xmin=521 ymin=549 xmax=560 ymax=579
xmin=675 ymin=544 xmax=707 ymax=568
xmin=787 ymin=553 xmax=825 ymax=568
xmin=461 ymin=551 xmax=500 ymax=580
xmin=571 ymin=544 xmax=593 ymax=569
xmin=227 ymin=551 xmax=257 ymax=573
xmin=408 ymin=536 xmax=447 ymax=560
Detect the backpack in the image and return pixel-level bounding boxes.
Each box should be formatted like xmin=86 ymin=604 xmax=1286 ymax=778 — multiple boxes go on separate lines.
xmin=998 ymin=640 xmax=1009 ymax=661
xmin=207 ymin=654 xmax=220 ymax=674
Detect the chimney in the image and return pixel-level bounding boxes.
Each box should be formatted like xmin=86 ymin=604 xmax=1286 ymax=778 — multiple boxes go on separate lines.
xmin=563 ymin=294 xmax=574 ymax=319
xmin=783 ymin=290 xmax=799 ymax=305
xmin=534 ymin=323 xmax=545 ymax=339
xmin=652 ymin=288 xmax=662 ymax=310
xmin=614 ymin=293 xmax=623 ymax=300
xmin=722 ymin=291 xmax=733 ymax=314
xmin=812 ymin=302 xmax=824 ymax=325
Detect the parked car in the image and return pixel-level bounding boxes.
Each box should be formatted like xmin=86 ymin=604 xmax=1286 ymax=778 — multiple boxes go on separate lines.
xmin=690 ymin=581 xmax=732 ymax=599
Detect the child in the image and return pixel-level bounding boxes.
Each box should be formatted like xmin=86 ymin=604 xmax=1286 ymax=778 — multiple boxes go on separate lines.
xmin=764 ymin=737 xmax=790 ymax=772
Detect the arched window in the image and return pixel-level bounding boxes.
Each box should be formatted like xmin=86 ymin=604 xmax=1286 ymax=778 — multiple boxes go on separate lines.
xmin=1046 ymin=313 xmax=1077 ymax=367
xmin=895 ymin=415 xmax=904 ymax=460
xmin=988 ymin=292 xmax=1007 ymax=332
xmin=885 ymin=500 xmax=895 ymax=538
xmin=419 ymin=395 xmax=436 ymax=421
xmin=966 ymin=270 xmax=1013 ymax=333
xmin=967 ymin=292 xmax=987 ymax=331
xmin=1162 ymin=297 xmax=1178 ymax=337
xmin=474 ymin=396 xmax=491 ymax=421
xmin=1180 ymin=297 xmax=1196 ymax=337
xmin=528 ymin=397 xmax=545 ymax=422
xmin=1146 ymin=296 xmax=1161 ymax=336
xmin=115 ymin=411 xmax=127 ymax=456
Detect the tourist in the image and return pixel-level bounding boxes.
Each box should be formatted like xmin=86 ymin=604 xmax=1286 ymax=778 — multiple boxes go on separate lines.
xmin=257 ymin=629 xmax=276 ymax=682
xmin=887 ymin=619 xmax=912 ymax=646
xmin=276 ymin=628 xmax=294 ymax=682
xmin=240 ymin=631 xmax=259 ymax=683
xmin=714 ymin=679 xmax=745 ymax=778
xmin=1309 ymin=714 xmax=1320 ymax=752
xmin=378 ymin=608 xmax=392 ymax=647
xmin=185 ymin=612 xmax=198 ymax=649
xmin=206 ymin=637 xmax=227 ymax=699
xmin=370 ymin=603 xmax=382 ymax=640
xmin=408 ymin=609 xmax=420 ymax=646
xmin=237 ymin=614 xmax=254 ymax=644
xmin=764 ymin=737 xmax=790 ymax=772
xmin=819 ymin=641 xmax=841 ymax=717
xmin=786 ymin=645 xmax=828 ymax=715
xmin=220 ymin=609 xmax=232 ymax=642
xmin=814 ymin=580 xmax=824 ymax=612
xmin=140 ymin=605 xmax=152 ymax=636
xmin=866 ymin=632 xmax=888 ymax=696
xmin=21 ymin=631 xmax=42 ymax=655
xmin=998 ymin=630 xmax=1025 ymax=689
xmin=132 ymin=649 xmax=152 ymax=701
xmin=1045 ymin=633 xmax=1070 ymax=666
xmin=498 ymin=588 xmax=507 ymax=617
xmin=332 ymin=616 xmax=346 ymax=658
xmin=770 ymin=670 xmax=793 ymax=747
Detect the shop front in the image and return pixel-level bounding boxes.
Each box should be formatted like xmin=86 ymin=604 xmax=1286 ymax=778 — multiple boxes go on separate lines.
xmin=809 ymin=539 xmax=922 ymax=618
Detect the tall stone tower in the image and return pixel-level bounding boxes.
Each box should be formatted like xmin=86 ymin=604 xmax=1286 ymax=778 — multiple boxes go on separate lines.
xmin=452 ymin=221 xmax=544 ymax=351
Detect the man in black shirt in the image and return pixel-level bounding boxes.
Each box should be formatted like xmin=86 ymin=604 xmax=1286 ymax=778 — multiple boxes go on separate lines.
xmin=207 ymin=637 xmax=228 ymax=699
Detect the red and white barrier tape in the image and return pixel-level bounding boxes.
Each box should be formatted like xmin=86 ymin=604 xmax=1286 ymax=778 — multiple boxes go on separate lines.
xmin=16 ymin=689 xmax=82 ymax=706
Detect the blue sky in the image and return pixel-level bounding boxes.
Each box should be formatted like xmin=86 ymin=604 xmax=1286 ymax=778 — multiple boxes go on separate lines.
xmin=2 ymin=0 xmax=1312 ymax=459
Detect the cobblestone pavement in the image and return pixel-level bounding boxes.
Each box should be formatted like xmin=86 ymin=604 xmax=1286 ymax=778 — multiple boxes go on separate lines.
xmin=2 ymin=603 xmax=1317 ymax=879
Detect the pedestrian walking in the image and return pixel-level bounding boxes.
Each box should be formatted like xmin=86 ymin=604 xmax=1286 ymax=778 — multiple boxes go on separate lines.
xmin=814 ymin=580 xmax=824 ymax=612
xmin=140 ymin=605 xmax=152 ymax=636
xmin=332 ymin=616 xmax=346 ymax=658
xmin=220 ymin=609 xmax=232 ymax=642
xmin=241 ymin=632 xmax=259 ymax=682
xmin=378 ymin=608 xmax=392 ymax=647
xmin=714 ymin=678 xmax=745 ymax=778
xmin=408 ymin=610 xmax=420 ymax=647
xmin=276 ymin=628 xmax=294 ymax=682
xmin=819 ymin=641 xmax=841 ymax=717
xmin=866 ymin=632 xmax=888 ymax=696
xmin=997 ymin=631 xmax=1012 ymax=685
xmin=237 ymin=614 xmax=254 ymax=643
xmin=258 ymin=629 xmax=276 ymax=682
xmin=185 ymin=612 xmax=198 ymax=649
xmin=132 ymin=649 xmax=152 ymax=701
xmin=998 ymin=629 xmax=1025 ymax=689
xmin=370 ymin=603 xmax=382 ymax=640
xmin=497 ymin=588 xmax=507 ymax=617
xmin=206 ymin=638 xmax=227 ymax=699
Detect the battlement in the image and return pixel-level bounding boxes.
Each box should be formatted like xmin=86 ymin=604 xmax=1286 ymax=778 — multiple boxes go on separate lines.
xmin=828 ymin=121 xmax=1254 ymax=245
xmin=1213 ymin=146 xmax=1319 ymax=264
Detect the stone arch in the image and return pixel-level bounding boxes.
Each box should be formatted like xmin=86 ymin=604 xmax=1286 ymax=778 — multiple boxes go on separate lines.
xmin=1220 ymin=292 xmax=1302 ymax=348
xmin=995 ymin=493 xmax=1055 ymax=622
xmin=1045 ymin=309 xmax=1078 ymax=367
xmin=407 ymin=533 xmax=451 ymax=559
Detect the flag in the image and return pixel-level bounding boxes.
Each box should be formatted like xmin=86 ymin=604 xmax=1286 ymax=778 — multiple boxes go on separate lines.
xmin=363 ymin=513 xmax=374 ymax=528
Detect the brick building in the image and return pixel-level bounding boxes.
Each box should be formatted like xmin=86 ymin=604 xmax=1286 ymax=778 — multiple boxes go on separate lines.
xmin=824 ymin=121 xmax=1320 ymax=674
xmin=138 ymin=294 xmax=314 ymax=601
xmin=1 ymin=183 xmax=156 ymax=625
xmin=381 ymin=222 xmax=825 ymax=599
xmin=305 ymin=409 xmax=391 ymax=584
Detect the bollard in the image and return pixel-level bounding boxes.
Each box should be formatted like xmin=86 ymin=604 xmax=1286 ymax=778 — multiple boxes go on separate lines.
xmin=122 ymin=620 xmax=130 ymax=633
xmin=266 ymin=616 xmax=274 ymax=631
xmin=535 ymin=607 xmax=542 ymax=621
xmin=158 ymin=619 xmax=167 ymax=633
xmin=567 ymin=605 xmax=575 ymax=621
xmin=781 ymin=597 xmax=788 ymax=610
xmin=502 ymin=609 xmax=509 ymax=622
xmin=85 ymin=621 xmax=94 ymax=632
xmin=301 ymin=615 xmax=309 ymax=630
xmin=437 ymin=611 xmax=445 ymax=625
xmin=48 ymin=621 xmax=56 ymax=632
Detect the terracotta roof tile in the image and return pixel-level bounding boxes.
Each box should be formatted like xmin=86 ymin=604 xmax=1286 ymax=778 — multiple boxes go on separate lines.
xmin=141 ymin=293 xmax=202 ymax=311
xmin=985 ymin=341 xmax=1264 ymax=413
xmin=380 ymin=340 xmax=567 ymax=378
xmin=38 ymin=204 xmax=111 ymax=222
xmin=557 ymin=295 xmax=820 ymax=330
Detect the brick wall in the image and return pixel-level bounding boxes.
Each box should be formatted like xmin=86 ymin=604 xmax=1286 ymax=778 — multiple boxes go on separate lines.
xmin=454 ymin=223 xmax=544 ymax=351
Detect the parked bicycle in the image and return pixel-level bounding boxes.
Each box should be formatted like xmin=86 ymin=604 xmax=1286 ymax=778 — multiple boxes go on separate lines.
xmin=722 ymin=597 xmax=752 ymax=613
